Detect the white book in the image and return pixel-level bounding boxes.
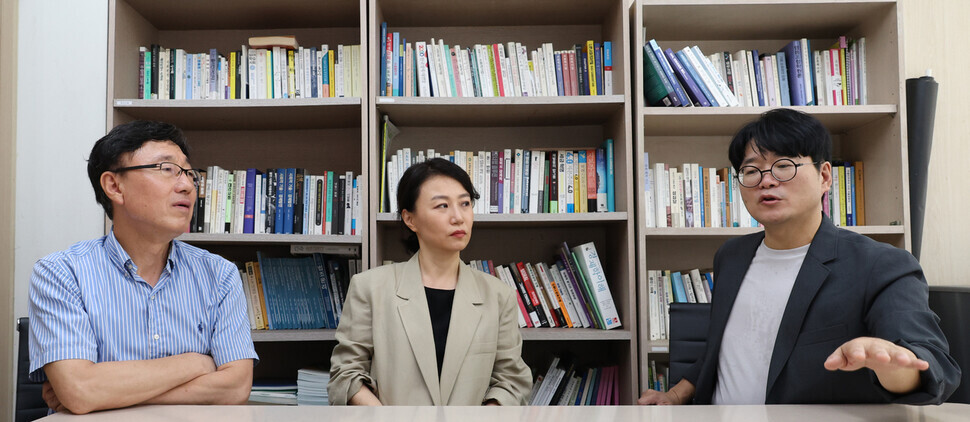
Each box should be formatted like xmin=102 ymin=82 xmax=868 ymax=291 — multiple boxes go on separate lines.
xmin=653 ymin=163 xmax=666 ymax=228
xmin=427 ymin=39 xmax=440 ymax=97
xmin=693 ymin=45 xmax=739 ymax=107
xmin=343 ymin=171 xmax=353 ymax=235
xmin=506 ymin=42 xmax=521 ymax=96
xmin=512 ymin=149 xmax=524 ymax=213
xmin=528 ymin=151 xmax=541 ymax=214
xmin=543 ymin=43 xmax=557 ymax=97
xmin=515 ymin=44 xmax=532 ymax=97
xmin=528 ymin=264 xmax=557 ymax=327
xmin=307 ymin=175 xmax=316 ymax=235
xmin=336 ymin=45 xmax=345 ymax=98
xmin=254 ymin=50 xmax=266 ymax=99
xmin=531 ymin=357 xmax=560 ymax=405
xmin=240 ymin=270 xmax=256 ymax=329
xmin=437 ymin=39 xmax=451 ymax=97
xmin=831 ymin=164 xmax=842 ymax=226
xmin=732 ymin=56 xmax=751 ymax=107
xmin=708 ymin=167 xmax=719 ymax=228
xmin=681 ymin=164 xmax=694 ymax=228
xmin=645 ymin=165 xmax=655 ymax=228
xmin=539 ymin=263 xmax=574 ymax=328
xmin=572 ymin=242 xmax=621 ymax=329
xmin=683 ymin=46 xmax=728 ymax=107
xmin=203 ymin=166 xmax=215 ymax=233
xmin=158 ymin=48 xmax=169 ymax=100
xmin=502 ymin=149 xmax=512 ymax=214
xmin=216 ymin=169 xmax=227 ymax=233
xmin=497 ymin=44 xmax=513 ymax=97
xmin=458 ymin=47 xmax=473 ymax=97
xmin=828 ymin=49 xmax=844 ymax=106
xmin=771 ymin=54 xmax=783 ymax=106
xmin=234 ymin=170 xmax=246 ymax=234
xmin=388 ymin=155 xmax=399 ymax=214
xmin=858 ymin=37 xmax=867 ymax=105
xmin=800 ymin=39 xmax=814 ymax=105
xmin=689 ymin=269 xmax=709 ymax=304
xmin=294 ymin=47 xmax=303 ymax=98
xmin=353 ymin=175 xmax=361 ymax=235
xmin=415 ymin=42 xmax=430 ymax=96
xmin=564 ymin=151 xmax=574 ymax=212
xmin=690 ymin=163 xmax=701 ymax=228
xmin=667 ymin=168 xmax=679 ymax=227
xmin=813 ymin=50 xmax=826 ymax=106
xmin=473 ymin=45 xmax=489 ymax=97
xmin=648 ymin=270 xmax=660 ymax=340
xmin=744 ymin=50 xmax=759 ymax=106
xmin=531 ymin=50 xmax=544 ymax=96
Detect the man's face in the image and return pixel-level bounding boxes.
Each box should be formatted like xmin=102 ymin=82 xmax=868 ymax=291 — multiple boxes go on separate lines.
xmin=110 ymin=140 xmax=196 ymax=238
xmin=738 ymin=142 xmax=832 ymax=230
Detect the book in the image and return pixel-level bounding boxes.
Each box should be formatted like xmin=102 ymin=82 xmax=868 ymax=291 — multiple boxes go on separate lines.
xmin=249 ymin=35 xmax=298 ymax=49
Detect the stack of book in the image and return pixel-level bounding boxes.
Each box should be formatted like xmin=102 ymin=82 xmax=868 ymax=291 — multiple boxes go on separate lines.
xmin=238 ymin=252 xmax=360 ymax=330
xmin=646 ymin=360 xmax=669 ymax=393
xmin=470 ymin=241 xmax=621 ymax=330
xmin=137 ymin=36 xmax=361 ymax=100
xmin=382 ymin=141 xmax=616 ymax=215
xmin=647 ymin=269 xmax=714 ymax=341
xmin=529 ymin=356 xmax=620 ymax=405
xmin=643 ymin=36 xmax=866 ymax=108
xmin=380 ymin=24 xmax=612 ymax=97
xmin=296 ymin=368 xmax=330 ymax=406
xmin=190 ymin=167 xmax=361 ymax=236
xmin=249 ymin=380 xmax=298 ymax=405
xmin=824 ymin=161 xmax=866 ymax=226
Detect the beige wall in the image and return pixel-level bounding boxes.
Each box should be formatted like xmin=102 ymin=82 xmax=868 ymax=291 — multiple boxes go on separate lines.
xmin=1 ymin=0 xmax=17 ymax=419
xmin=902 ymin=0 xmax=970 ymax=286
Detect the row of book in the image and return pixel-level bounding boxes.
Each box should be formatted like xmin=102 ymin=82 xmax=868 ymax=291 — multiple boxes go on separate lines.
xmin=644 ymin=156 xmax=758 ymax=229
xmin=647 ymin=269 xmax=714 ymax=341
xmin=470 ymin=241 xmax=621 ymax=330
xmin=137 ymin=40 xmax=361 ymax=100
xmin=189 ymin=167 xmax=361 ymax=236
xmin=382 ymin=142 xmax=616 ymax=215
xmin=643 ymin=36 xmax=866 ymax=108
xmin=530 ymin=357 xmax=620 ymax=405
xmin=824 ymin=161 xmax=866 ymax=227
xmin=646 ymin=360 xmax=670 ymax=393
xmin=380 ymin=24 xmax=613 ymax=98
xmin=238 ymin=252 xmax=361 ymax=330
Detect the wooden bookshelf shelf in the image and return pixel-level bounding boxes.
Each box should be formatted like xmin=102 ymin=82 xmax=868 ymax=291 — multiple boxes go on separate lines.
xmin=378 ymin=0 xmax=617 ymax=27
xmin=122 ymin=0 xmax=362 ymax=30
xmin=642 ymin=225 xmax=904 ymax=239
xmin=642 ymin=105 xmax=898 ymax=136
xmin=114 ymin=98 xmax=362 ymax=130
xmin=376 ymin=212 xmax=629 ymax=225
xmin=177 ymin=232 xmax=362 ymax=246
xmin=251 ymin=328 xmax=633 ymax=343
xmin=376 ymin=95 xmax=625 ymax=127
xmin=252 ymin=329 xmax=337 ymax=342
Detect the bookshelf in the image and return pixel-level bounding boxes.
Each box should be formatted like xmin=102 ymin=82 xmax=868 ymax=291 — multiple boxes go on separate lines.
xmin=368 ymin=0 xmax=638 ymax=403
xmin=106 ymin=0 xmax=369 ymax=380
xmin=632 ymin=0 xmax=909 ymax=391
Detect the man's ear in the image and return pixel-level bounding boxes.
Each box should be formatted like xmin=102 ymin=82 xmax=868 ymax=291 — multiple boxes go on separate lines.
xmin=401 ymin=209 xmax=418 ymax=234
xmin=819 ymin=161 xmax=833 ymax=192
xmin=100 ymin=171 xmax=125 ymax=208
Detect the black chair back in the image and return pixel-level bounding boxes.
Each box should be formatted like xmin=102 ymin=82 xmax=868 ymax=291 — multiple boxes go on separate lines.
xmin=928 ymin=286 xmax=970 ymax=404
xmin=668 ymin=303 xmax=712 ymax=385
xmin=16 ymin=318 xmax=47 ymax=422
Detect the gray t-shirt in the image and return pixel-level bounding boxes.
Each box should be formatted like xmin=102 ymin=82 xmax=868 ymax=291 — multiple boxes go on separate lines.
xmin=713 ymin=241 xmax=809 ymax=404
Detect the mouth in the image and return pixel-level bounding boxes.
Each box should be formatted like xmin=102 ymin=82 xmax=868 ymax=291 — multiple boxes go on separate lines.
xmin=174 ymin=201 xmax=193 ymax=211
xmin=450 ymin=230 xmax=467 ymax=238
xmin=759 ymin=194 xmax=781 ymax=205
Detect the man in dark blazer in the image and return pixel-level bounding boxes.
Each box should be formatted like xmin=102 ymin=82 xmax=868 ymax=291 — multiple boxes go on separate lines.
xmin=639 ymin=109 xmax=960 ymax=405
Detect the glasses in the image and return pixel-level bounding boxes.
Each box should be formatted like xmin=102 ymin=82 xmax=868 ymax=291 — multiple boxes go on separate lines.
xmin=111 ymin=162 xmax=203 ymax=188
xmin=737 ymin=158 xmax=822 ymax=188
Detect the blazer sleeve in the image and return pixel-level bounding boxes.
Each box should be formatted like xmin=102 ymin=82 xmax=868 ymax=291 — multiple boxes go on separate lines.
xmin=328 ymin=274 xmax=378 ymax=405
xmin=864 ymin=248 xmax=962 ymax=404
xmin=483 ymin=288 xmax=533 ymax=405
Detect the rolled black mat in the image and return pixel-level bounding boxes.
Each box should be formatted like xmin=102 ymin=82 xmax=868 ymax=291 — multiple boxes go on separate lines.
xmin=906 ymin=75 xmax=939 ymax=261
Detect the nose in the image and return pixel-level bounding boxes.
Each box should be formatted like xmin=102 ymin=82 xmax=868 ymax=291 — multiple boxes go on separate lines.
xmin=450 ymin=206 xmax=464 ymax=224
xmin=174 ymin=171 xmax=196 ymax=193
xmin=759 ymin=170 xmax=780 ymax=188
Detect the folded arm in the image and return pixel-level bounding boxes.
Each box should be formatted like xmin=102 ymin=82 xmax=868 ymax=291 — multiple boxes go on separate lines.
xmin=144 ymin=358 xmax=253 ymax=405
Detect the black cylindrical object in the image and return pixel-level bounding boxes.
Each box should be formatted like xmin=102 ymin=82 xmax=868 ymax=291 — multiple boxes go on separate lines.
xmin=906 ymin=75 xmax=939 ymax=261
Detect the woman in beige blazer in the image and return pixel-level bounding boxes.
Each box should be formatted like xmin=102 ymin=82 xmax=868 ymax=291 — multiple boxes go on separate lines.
xmin=329 ymin=158 xmax=532 ymax=406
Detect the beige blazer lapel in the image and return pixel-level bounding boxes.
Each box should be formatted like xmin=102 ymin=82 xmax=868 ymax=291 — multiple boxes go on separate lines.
xmin=395 ymin=255 xmax=442 ymax=404
xmin=439 ymin=262 xmax=483 ymax=404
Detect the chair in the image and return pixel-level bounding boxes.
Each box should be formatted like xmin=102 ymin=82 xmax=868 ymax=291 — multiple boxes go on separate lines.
xmin=668 ymin=303 xmax=712 ymax=386
xmin=928 ymin=286 xmax=970 ymax=404
xmin=16 ymin=318 xmax=47 ymax=422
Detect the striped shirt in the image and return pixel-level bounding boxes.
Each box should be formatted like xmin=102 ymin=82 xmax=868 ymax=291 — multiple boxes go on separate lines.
xmin=28 ymin=229 xmax=257 ymax=381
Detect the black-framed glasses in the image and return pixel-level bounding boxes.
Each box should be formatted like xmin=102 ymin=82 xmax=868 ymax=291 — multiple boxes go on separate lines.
xmin=737 ymin=158 xmax=823 ymax=188
xmin=111 ymin=162 xmax=203 ymax=188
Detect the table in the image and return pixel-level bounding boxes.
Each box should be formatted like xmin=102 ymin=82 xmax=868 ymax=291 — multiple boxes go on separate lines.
xmin=38 ymin=403 xmax=970 ymax=421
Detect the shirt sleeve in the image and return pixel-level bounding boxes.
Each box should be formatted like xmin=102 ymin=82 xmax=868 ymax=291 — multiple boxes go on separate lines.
xmin=27 ymin=256 xmax=98 ymax=382
xmin=209 ymin=263 xmax=259 ymax=367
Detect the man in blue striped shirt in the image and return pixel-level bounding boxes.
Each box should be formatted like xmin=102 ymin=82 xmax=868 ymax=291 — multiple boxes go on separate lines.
xmin=28 ymin=121 xmax=258 ymax=414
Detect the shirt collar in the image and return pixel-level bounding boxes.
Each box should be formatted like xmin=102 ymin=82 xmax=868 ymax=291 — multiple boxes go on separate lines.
xmin=105 ymin=227 xmax=178 ymax=279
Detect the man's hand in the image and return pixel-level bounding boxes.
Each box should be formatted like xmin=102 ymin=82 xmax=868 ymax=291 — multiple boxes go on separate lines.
xmin=42 ymin=381 xmax=66 ymax=413
xmin=638 ymin=379 xmax=694 ymax=405
xmin=824 ymin=336 xmax=927 ymax=394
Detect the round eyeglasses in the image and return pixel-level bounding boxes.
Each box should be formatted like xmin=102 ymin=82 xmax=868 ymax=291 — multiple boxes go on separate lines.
xmin=737 ymin=158 xmax=822 ymax=188
xmin=111 ymin=161 xmax=203 ymax=188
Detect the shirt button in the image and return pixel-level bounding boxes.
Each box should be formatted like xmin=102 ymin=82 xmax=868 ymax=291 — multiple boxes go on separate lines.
xmin=150 ymin=295 xmax=156 ymax=300
xmin=153 ymin=334 xmax=160 ymax=340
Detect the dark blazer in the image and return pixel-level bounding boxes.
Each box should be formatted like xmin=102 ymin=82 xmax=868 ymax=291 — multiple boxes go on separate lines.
xmin=684 ymin=217 xmax=961 ymax=404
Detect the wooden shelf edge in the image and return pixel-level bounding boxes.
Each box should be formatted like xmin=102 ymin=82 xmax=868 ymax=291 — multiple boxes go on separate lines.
xmin=641 ymin=104 xmax=897 ymax=116
xmin=521 ymin=328 xmax=633 ymax=341
xmin=252 ymin=329 xmax=336 ymax=342
xmin=376 ymin=95 xmax=625 ymax=107
xmin=114 ymin=98 xmax=362 ymax=108
xmin=377 ymin=212 xmax=629 ymax=223
xmin=177 ymin=233 xmax=362 ymax=244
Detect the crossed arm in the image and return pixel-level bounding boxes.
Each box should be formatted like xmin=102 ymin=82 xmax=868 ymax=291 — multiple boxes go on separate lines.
xmin=42 ymin=354 xmax=253 ymax=414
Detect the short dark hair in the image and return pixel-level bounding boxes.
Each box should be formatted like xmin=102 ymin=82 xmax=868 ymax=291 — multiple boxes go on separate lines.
xmin=87 ymin=120 xmax=190 ymax=219
xmin=396 ymin=157 xmax=480 ymax=253
xmin=728 ymin=108 xmax=831 ymax=171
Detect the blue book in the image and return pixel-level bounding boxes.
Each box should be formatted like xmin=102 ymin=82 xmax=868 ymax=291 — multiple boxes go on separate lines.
xmin=321 ymin=51 xmax=329 ymax=94
xmin=649 ymin=39 xmax=688 ymax=107
xmin=399 ymin=38 xmax=405 ymax=97
xmin=243 ymin=169 xmax=257 ymax=233
xmin=670 ymin=271 xmax=687 ymax=303
xmin=596 ymin=148 xmax=607 ymax=212
xmin=594 ymin=43 xmax=604 ymax=96
xmin=781 ymin=40 xmax=806 ymax=106
xmin=603 ymin=138 xmax=615 ymax=212
xmin=303 ymin=170 xmax=311 ymax=234
xmin=379 ymin=22 xmax=387 ymax=96
xmin=676 ymin=50 xmax=718 ymax=106
xmin=697 ymin=165 xmax=705 ymax=227
xmin=391 ymin=32 xmax=400 ymax=96
xmin=575 ymin=45 xmax=587 ymax=95
xmin=603 ymin=41 xmax=613 ymax=95
xmin=751 ymin=50 xmax=766 ymax=106
xmin=704 ymin=272 xmax=714 ymax=292
xmin=284 ymin=168 xmax=295 ymax=234
xmin=446 ymin=44 xmax=457 ymax=97
xmin=468 ymin=48 xmax=481 ymax=97
xmin=776 ymin=52 xmax=792 ymax=106
xmin=554 ymin=53 xmax=565 ymax=96
xmin=574 ymin=370 xmax=589 ymax=405
xmin=312 ymin=254 xmax=337 ymax=329
xmin=665 ymin=48 xmax=709 ymax=106
xmin=805 ymin=39 xmax=816 ymax=105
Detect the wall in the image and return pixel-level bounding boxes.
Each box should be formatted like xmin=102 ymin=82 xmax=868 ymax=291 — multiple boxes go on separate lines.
xmin=901 ymin=0 xmax=970 ymax=286
xmin=1 ymin=0 xmax=18 ymax=419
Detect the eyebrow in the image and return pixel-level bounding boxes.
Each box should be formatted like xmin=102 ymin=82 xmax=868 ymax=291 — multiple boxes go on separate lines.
xmin=430 ymin=193 xmax=471 ymax=201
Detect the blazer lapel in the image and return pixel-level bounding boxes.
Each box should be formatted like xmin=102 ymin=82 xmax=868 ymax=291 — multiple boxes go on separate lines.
xmin=396 ymin=254 xmax=442 ymax=404
xmin=765 ymin=218 xmax=838 ymax=396
xmin=438 ymin=262 xmax=483 ymax=404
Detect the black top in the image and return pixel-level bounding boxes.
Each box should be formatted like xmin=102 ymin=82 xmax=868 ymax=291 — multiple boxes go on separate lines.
xmin=424 ymin=287 xmax=456 ymax=377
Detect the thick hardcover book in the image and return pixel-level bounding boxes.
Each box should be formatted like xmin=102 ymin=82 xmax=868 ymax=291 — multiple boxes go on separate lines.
xmin=283 ymin=168 xmax=295 ymax=234
xmin=572 ymin=242 xmax=620 ymax=329
xmin=782 ymin=40 xmax=807 ymax=106
xmin=643 ymin=45 xmax=675 ymax=107
xmin=649 ymin=40 xmax=688 ymax=107
xmin=292 ymin=169 xmax=305 ymax=234
xmin=664 ymin=48 xmax=708 ymax=106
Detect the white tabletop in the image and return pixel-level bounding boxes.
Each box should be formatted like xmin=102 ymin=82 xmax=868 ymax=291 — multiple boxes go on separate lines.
xmin=38 ymin=403 xmax=970 ymax=421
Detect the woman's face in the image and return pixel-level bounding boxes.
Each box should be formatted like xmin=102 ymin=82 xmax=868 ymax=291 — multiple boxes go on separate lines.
xmin=402 ymin=175 xmax=474 ymax=255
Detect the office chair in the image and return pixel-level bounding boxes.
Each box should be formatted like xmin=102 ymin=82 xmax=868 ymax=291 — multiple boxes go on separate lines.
xmin=16 ymin=318 xmax=47 ymax=422
xmin=668 ymin=303 xmax=712 ymax=386
xmin=928 ymin=286 xmax=970 ymax=404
